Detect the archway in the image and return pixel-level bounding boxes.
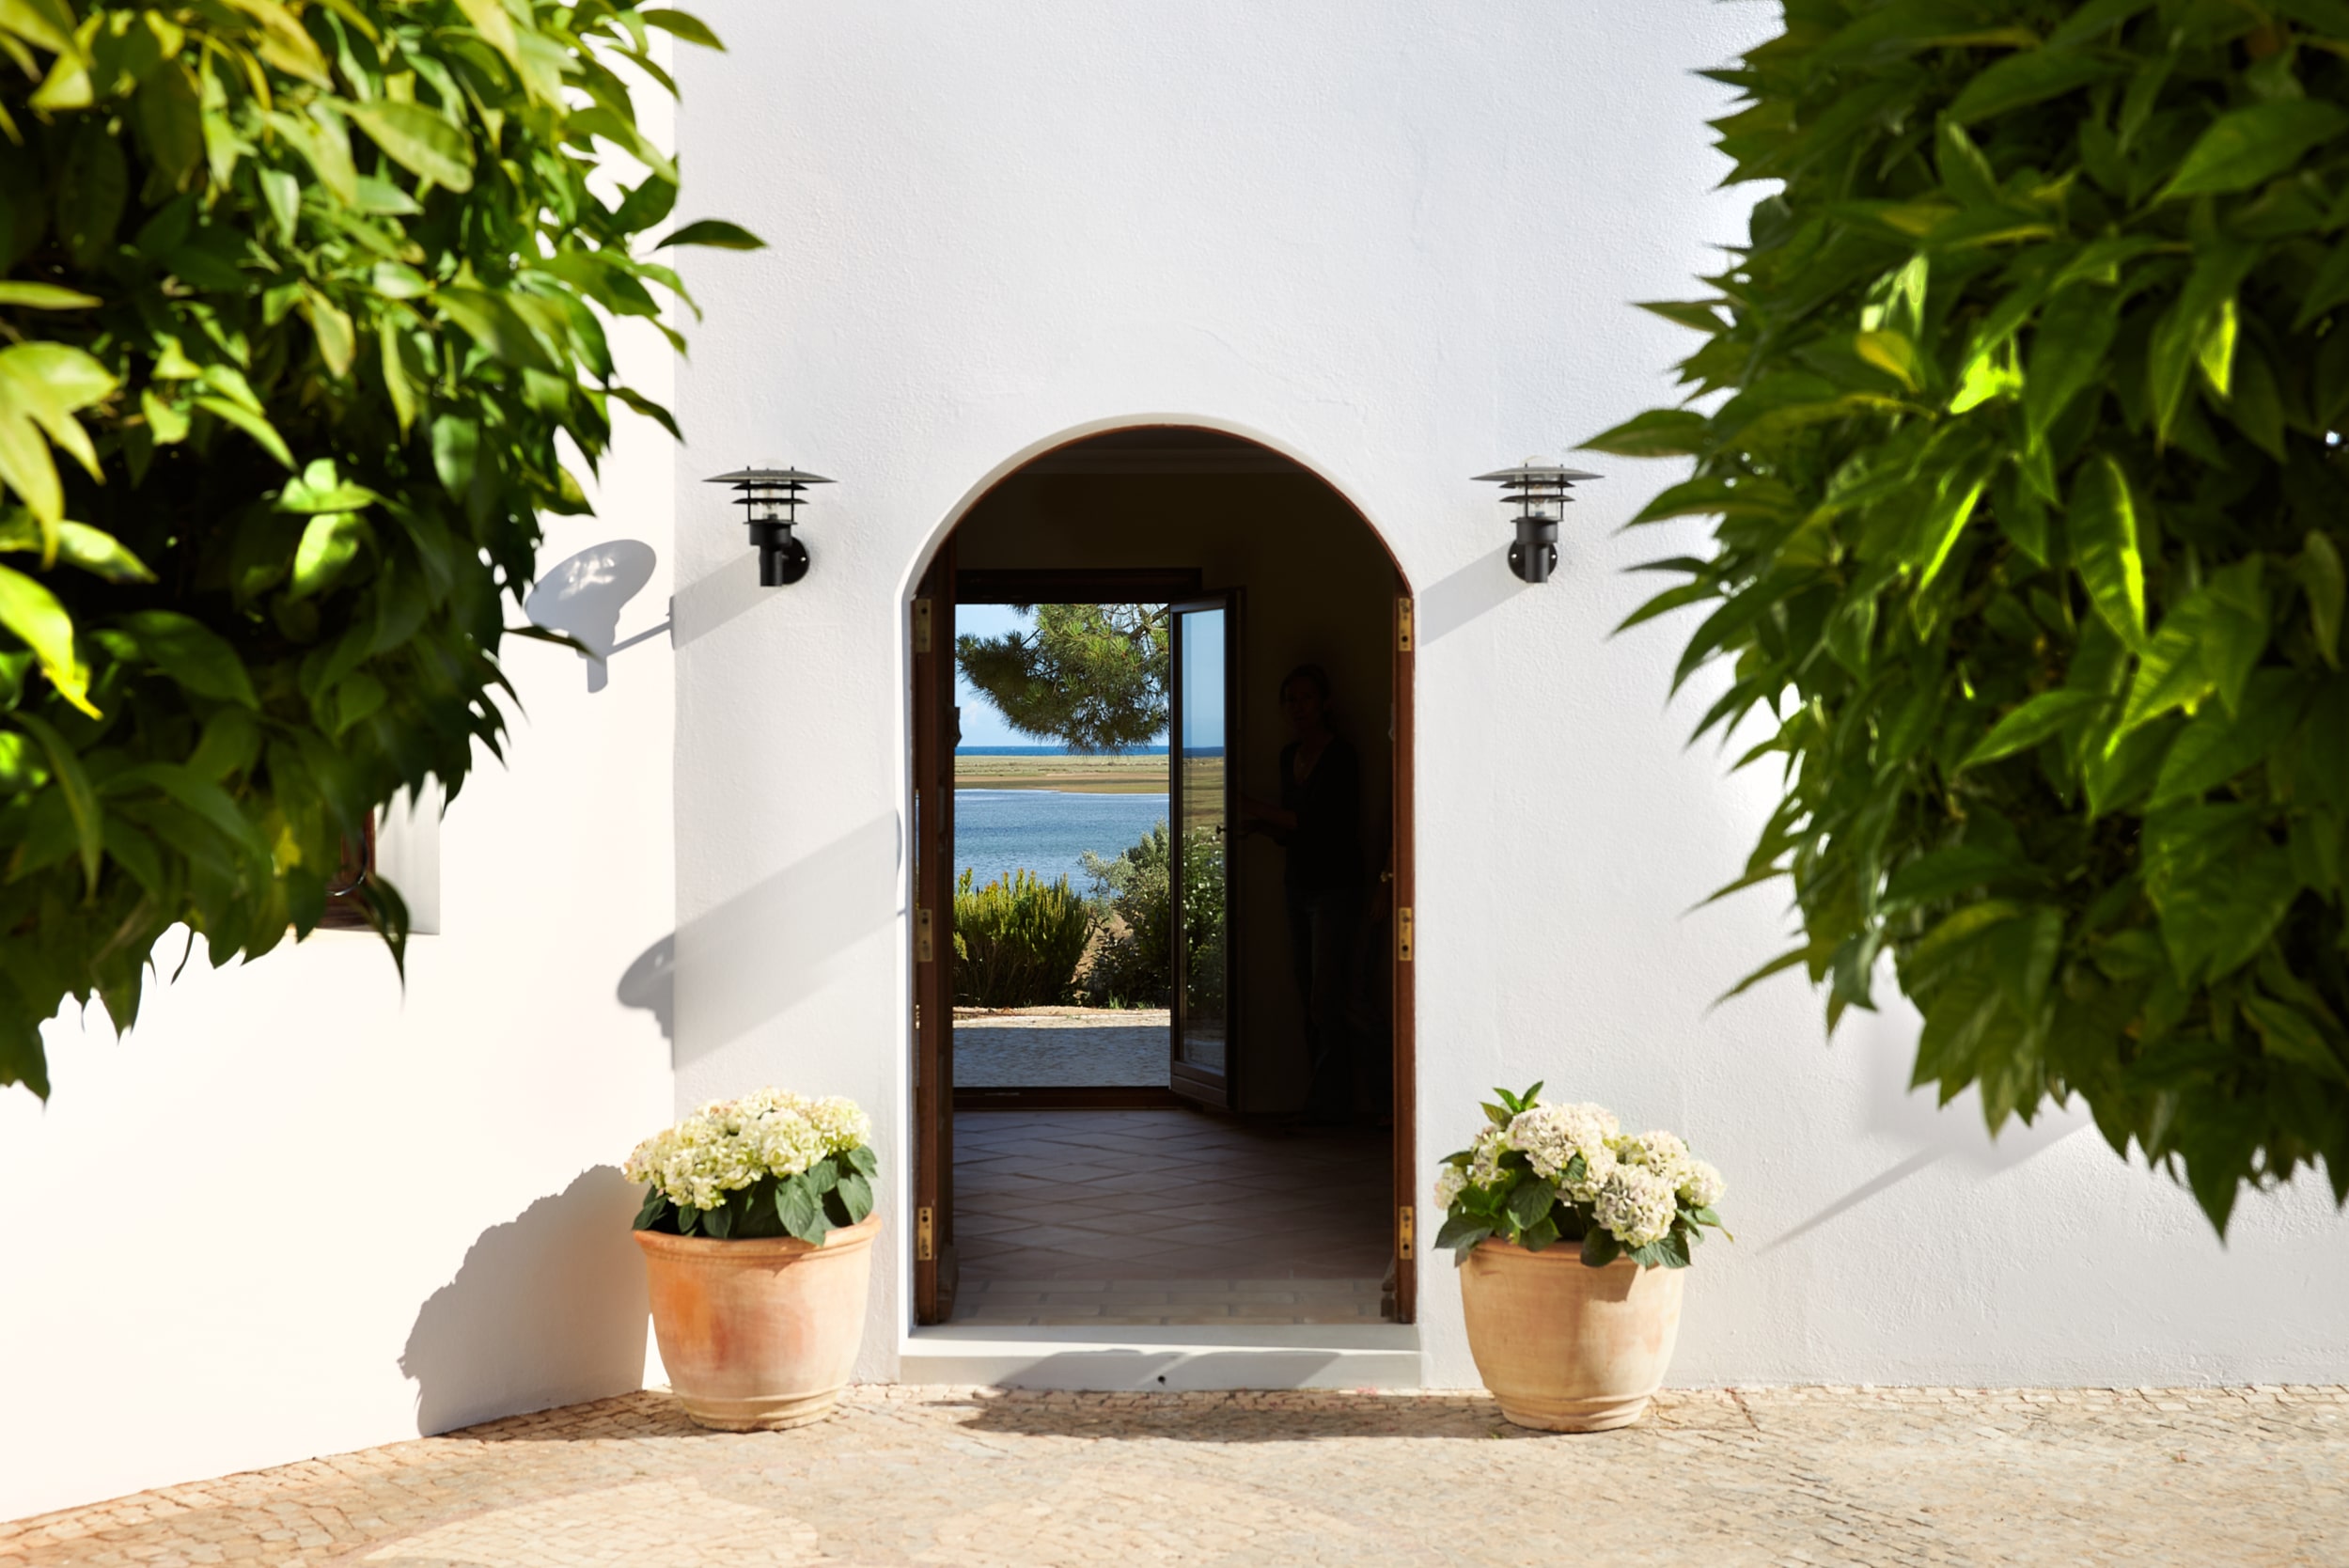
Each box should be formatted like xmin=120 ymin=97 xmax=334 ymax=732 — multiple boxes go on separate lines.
xmin=907 ymin=424 xmax=1417 ymax=1330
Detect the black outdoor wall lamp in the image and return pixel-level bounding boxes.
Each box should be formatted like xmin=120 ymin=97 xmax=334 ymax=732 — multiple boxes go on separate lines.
xmin=708 ymin=465 xmax=834 ymax=586
xmin=1475 ymin=461 xmax=1601 ymax=585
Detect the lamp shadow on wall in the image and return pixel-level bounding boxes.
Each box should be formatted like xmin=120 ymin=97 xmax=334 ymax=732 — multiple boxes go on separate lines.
xmin=1416 ymin=544 xmax=1528 ymax=645
xmin=399 ymin=1166 xmax=650 ymax=1436
xmin=617 ymin=811 xmax=903 ymax=1069
xmin=525 ymin=541 xmax=666 ymax=693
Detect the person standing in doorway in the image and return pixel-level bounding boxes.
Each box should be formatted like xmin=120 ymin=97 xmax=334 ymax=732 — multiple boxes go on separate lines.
xmin=1243 ymin=664 xmax=1365 ymax=1123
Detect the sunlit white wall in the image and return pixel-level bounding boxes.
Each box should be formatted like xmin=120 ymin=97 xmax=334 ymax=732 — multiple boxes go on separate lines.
xmin=668 ymin=0 xmax=2349 ymax=1390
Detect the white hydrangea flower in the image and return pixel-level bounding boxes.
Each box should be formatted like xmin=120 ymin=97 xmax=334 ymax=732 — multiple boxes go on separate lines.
xmin=806 ymin=1095 xmax=872 ymax=1154
xmin=1505 ymin=1102 xmax=1619 ymax=1200
xmin=1593 ymin=1165 xmax=1678 ymax=1249
xmin=1615 ymin=1129 xmax=1691 ymax=1179
xmin=749 ymin=1108 xmax=825 ymax=1177
xmin=1677 ymin=1157 xmax=1726 ymax=1210
xmin=1433 ymin=1165 xmax=1467 ymax=1212
xmin=625 ymin=1088 xmax=873 ymax=1210
xmin=1466 ymin=1125 xmax=1509 ymax=1189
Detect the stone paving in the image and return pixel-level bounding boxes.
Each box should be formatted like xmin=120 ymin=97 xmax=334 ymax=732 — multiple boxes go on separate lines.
xmin=952 ymin=1010 xmax=1169 ymax=1088
xmin=6 ymin=1384 xmax=2342 ymax=1566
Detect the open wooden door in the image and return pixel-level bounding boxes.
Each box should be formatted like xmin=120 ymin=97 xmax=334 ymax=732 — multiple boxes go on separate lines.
xmin=1390 ymin=582 xmax=1417 ymax=1323
xmin=1167 ymin=591 xmax=1242 ymax=1110
xmin=911 ymin=542 xmax=957 ymax=1324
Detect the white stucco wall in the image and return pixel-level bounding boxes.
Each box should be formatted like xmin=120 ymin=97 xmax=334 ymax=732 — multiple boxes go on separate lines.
xmin=668 ymin=0 xmax=2347 ymax=1392
xmin=0 ymin=218 xmax=684 ymax=1527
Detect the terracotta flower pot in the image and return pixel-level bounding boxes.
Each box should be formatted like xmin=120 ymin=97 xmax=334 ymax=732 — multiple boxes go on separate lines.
xmin=1458 ymin=1237 xmax=1684 ymax=1432
xmin=634 ymin=1215 xmax=881 ymax=1430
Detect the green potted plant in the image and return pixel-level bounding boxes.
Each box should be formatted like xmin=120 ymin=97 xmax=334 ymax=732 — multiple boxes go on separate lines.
xmin=1435 ymin=1084 xmax=1730 ymax=1431
xmin=624 ymin=1090 xmax=881 ymax=1430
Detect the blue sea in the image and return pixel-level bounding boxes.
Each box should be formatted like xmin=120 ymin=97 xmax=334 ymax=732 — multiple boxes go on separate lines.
xmin=955 ymin=748 xmax=1168 ymax=890
xmin=956 ymin=790 xmax=1168 ymax=891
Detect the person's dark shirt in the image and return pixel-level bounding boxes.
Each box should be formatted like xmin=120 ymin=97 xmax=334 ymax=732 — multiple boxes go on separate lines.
xmin=1277 ymin=735 xmax=1363 ymax=897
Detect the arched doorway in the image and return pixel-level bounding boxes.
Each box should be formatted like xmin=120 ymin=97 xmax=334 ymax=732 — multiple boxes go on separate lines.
xmin=908 ymin=425 xmax=1417 ymax=1329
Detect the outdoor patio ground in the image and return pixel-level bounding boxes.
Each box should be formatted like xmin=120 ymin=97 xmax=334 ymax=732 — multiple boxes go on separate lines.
xmin=7 ymin=1385 xmax=2341 ymax=1566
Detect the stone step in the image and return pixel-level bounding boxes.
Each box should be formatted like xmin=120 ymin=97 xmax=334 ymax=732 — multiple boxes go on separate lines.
xmin=899 ymin=1323 xmax=1420 ymax=1390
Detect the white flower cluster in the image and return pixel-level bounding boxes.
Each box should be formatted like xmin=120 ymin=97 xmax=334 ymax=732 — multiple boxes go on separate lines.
xmin=1593 ymin=1164 xmax=1679 ymax=1248
xmin=1433 ymin=1089 xmax=1731 ymax=1259
xmin=624 ymin=1089 xmax=872 ymax=1211
xmin=1505 ymin=1101 xmax=1620 ymax=1200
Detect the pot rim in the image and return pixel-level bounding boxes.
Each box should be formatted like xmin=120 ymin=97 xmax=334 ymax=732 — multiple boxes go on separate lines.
xmin=632 ymin=1212 xmax=884 ymax=1257
xmin=1470 ymin=1235 xmax=1658 ymax=1269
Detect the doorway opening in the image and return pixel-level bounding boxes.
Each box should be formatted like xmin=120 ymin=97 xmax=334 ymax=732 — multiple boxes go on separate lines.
xmin=910 ymin=426 xmax=1416 ymax=1331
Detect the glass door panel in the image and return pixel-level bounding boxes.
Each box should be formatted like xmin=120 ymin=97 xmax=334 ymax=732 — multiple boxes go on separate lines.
xmin=1169 ymin=593 xmax=1240 ymax=1107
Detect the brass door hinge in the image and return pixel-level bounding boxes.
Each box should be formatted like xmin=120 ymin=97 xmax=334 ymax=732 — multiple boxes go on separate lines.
xmin=1396 ymin=596 xmax=1414 ymax=652
xmin=1398 ymin=1205 xmax=1416 ymax=1261
xmin=1397 ymin=907 xmax=1414 ymax=963
xmin=917 ymin=906 xmax=934 ymax=963
xmin=914 ymin=598 xmax=933 ymax=653
xmin=916 ymin=1205 xmax=936 ymax=1262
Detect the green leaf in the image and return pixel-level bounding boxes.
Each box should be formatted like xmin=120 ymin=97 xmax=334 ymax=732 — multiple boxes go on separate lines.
xmin=2161 ymin=101 xmax=2349 ymax=200
xmin=1636 ymin=299 xmax=1723 ymax=333
xmin=1505 ymin=1178 xmax=1556 ymax=1231
xmin=47 ymin=523 xmax=153 ymax=584
xmin=192 ymin=396 xmax=293 ymax=469
xmin=289 ymin=513 xmax=368 ymax=602
xmin=1433 ymin=1214 xmax=1493 ymax=1255
xmin=0 ymin=283 xmax=100 ymax=309
xmin=0 ymin=560 xmax=95 ymax=716
xmin=2024 ymin=283 xmax=2119 ymax=441
xmin=2142 ymin=808 xmax=2300 ymax=983
xmin=0 ymin=341 xmax=117 ymax=534
xmin=2299 ymin=530 xmax=2344 ymax=668
xmin=1580 ymin=408 xmax=1708 ymax=458
xmin=1960 ymin=689 xmax=2100 ymax=768
xmin=14 ymin=710 xmax=102 ymax=893
xmin=653 ymin=219 xmax=764 ymax=251
xmin=774 ymin=1174 xmax=827 ymax=1242
xmin=642 ymin=8 xmax=726 ymax=49
xmin=633 ymin=1186 xmax=669 ymax=1230
xmin=1948 ymin=48 xmax=2119 ymax=123
xmin=835 ymin=1169 xmax=873 ymax=1223
xmin=2150 ymin=671 xmax=2307 ymax=809
xmin=344 ymin=101 xmax=477 ymax=194
xmin=2242 ymin=993 xmax=2349 ymax=1084
xmin=117 ymin=610 xmax=258 ymax=707
xmin=845 ymin=1143 xmax=879 ymax=1178
xmin=1580 ymin=1227 xmax=1621 ymax=1267
xmin=2069 ymin=456 xmax=2146 ymax=650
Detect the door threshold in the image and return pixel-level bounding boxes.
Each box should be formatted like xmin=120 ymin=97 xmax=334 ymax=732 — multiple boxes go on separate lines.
xmin=900 ymin=1322 xmax=1419 ymax=1390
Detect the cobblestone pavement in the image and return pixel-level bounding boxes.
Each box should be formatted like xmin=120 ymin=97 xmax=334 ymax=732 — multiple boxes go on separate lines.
xmin=953 ymin=1011 xmax=1168 ymax=1088
xmin=7 ymin=1385 xmax=2342 ymax=1567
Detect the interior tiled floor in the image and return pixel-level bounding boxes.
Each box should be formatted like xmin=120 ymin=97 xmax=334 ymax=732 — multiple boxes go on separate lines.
xmin=948 ymin=1108 xmax=1392 ymax=1326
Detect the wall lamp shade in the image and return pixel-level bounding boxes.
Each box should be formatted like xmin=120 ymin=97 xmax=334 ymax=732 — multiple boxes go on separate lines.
xmin=707 ymin=466 xmax=834 ymax=586
xmin=1475 ymin=462 xmax=1601 ymax=584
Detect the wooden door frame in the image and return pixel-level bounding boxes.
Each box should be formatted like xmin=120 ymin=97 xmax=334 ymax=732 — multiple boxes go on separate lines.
xmin=903 ymin=425 xmax=1418 ymax=1326
xmin=910 ymin=541 xmax=957 ymax=1325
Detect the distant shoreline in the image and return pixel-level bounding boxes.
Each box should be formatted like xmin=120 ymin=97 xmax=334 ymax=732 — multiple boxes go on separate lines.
xmin=955 ymin=751 xmax=1168 ymax=794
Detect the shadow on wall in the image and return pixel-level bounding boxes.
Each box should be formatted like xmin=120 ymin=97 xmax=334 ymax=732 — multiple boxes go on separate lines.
xmin=525 ymin=540 xmax=665 ymax=692
xmin=619 ymin=933 xmax=675 ymax=1042
xmin=401 ymin=1166 xmax=650 ymax=1435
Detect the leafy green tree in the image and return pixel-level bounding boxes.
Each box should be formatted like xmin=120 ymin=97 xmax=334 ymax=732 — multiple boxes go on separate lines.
xmin=1594 ymin=0 xmax=2349 ymax=1230
xmin=956 ymin=603 xmax=1167 ymax=752
xmin=0 ymin=0 xmax=757 ymax=1097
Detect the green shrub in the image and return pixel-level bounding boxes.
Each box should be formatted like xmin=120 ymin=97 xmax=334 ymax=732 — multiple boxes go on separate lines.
xmin=1077 ymin=820 xmax=1226 ymax=1010
xmin=0 ymin=0 xmax=753 ymax=1098
xmin=1591 ymin=0 xmax=2349 ymax=1229
xmin=953 ymin=868 xmax=1094 ymax=1008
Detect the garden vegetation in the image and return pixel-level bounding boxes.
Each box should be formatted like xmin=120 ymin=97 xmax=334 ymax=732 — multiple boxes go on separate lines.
xmin=1594 ymin=0 xmax=2349 ymax=1229
xmin=0 ymin=0 xmax=752 ymax=1097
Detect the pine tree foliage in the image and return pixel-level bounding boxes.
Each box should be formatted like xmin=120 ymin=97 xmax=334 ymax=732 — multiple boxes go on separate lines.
xmin=1593 ymin=0 xmax=2349 ymax=1231
xmin=955 ymin=603 xmax=1169 ymax=753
